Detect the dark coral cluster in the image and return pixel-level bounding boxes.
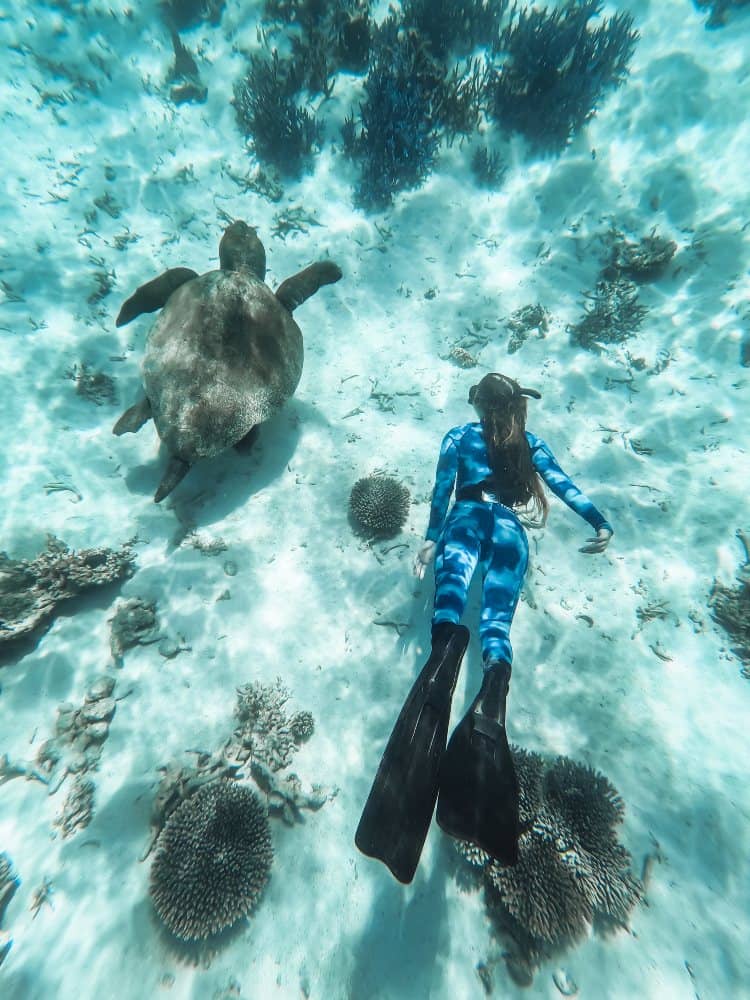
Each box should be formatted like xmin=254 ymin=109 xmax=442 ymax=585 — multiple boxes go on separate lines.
xmin=487 ymin=1 xmax=638 ymax=153
xmin=109 ymin=597 xmax=161 ymax=666
xmin=166 ymin=31 xmax=207 ymax=104
xmin=401 ymin=0 xmax=508 ymax=61
xmin=343 ymin=21 xmax=442 ymax=209
xmin=265 ymin=0 xmax=372 ymax=85
xmin=568 ymin=224 xmax=677 ymax=352
xmin=569 ymin=276 xmax=648 ymax=351
xmin=349 ymin=473 xmax=411 ymax=538
xmin=506 ymin=303 xmax=550 ymax=354
xmin=66 ymin=362 xmax=118 ymax=405
xmin=150 ymin=780 xmax=273 ymax=941
xmin=710 ymin=529 xmax=750 ymax=676
xmin=602 ymin=227 xmax=677 ymax=282
xmin=693 ymin=0 xmax=750 ymax=27
xmin=470 ymin=145 xmax=507 ymax=188
xmin=457 ymin=747 xmax=641 ymax=982
xmin=159 ymin=0 xmax=225 ymax=31
xmin=0 ymin=853 xmax=20 ymax=968
xmin=232 ymin=0 xmax=639 ymax=208
xmin=0 ymin=536 xmax=134 ymax=646
xmin=233 ymin=50 xmax=323 ymax=177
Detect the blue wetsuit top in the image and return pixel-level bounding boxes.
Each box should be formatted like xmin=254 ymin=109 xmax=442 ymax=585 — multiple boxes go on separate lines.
xmin=425 ymin=422 xmax=612 ymax=542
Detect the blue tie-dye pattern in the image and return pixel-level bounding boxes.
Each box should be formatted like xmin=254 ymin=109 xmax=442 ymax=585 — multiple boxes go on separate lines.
xmin=426 ymin=422 xmax=612 ymax=665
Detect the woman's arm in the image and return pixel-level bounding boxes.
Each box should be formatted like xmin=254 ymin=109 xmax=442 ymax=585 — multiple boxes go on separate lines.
xmin=529 ymin=434 xmax=613 ymax=550
xmin=414 ymin=430 xmax=460 ymax=578
xmin=425 ymin=429 xmax=460 ymax=543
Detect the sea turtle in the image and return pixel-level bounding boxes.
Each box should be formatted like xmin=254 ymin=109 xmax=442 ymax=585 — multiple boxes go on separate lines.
xmin=113 ymin=220 xmax=342 ymax=501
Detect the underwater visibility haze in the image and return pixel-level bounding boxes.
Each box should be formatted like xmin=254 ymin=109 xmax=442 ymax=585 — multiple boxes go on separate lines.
xmin=1 ymin=0 xmax=749 ymax=997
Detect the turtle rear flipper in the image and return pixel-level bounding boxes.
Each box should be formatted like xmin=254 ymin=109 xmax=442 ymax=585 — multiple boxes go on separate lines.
xmin=275 ymin=261 xmax=342 ymax=313
xmin=116 ymin=267 xmax=198 ymax=327
xmin=113 ymin=396 xmax=152 ymax=435
xmin=154 ymin=456 xmax=191 ymax=503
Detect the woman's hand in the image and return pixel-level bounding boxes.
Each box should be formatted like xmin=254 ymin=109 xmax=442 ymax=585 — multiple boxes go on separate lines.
xmin=414 ymin=540 xmax=437 ymax=579
xmin=579 ymin=527 xmax=613 ymax=554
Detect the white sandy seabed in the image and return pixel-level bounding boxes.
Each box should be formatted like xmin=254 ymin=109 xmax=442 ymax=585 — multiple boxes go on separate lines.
xmin=0 ymin=1 xmax=749 ymax=998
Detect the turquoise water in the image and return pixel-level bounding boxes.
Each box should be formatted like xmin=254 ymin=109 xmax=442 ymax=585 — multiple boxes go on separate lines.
xmin=1 ymin=1 xmax=749 ymax=998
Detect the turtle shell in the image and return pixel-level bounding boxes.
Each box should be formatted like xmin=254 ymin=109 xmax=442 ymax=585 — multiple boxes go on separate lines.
xmin=142 ymin=270 xmax=303 ymax=462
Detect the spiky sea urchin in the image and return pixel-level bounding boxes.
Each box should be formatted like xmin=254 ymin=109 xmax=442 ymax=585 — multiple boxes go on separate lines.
xmin=349 ymin=473 xmax=410 ymax=538
xmin=150 ymin=780 xmax=272 ymax=940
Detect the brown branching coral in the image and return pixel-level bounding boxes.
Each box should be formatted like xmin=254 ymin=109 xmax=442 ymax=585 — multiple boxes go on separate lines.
xmin=143 ymin=682 xmax=326 ymax=859
xmin=54 ymin=776 xmax=95 ymax=839
xmin=0 ymin=536 xmax=134 ymax=645
xmin=568 ymin=277 xmax=648 ymax=351
xmin=109 ymin=597 xmax=161 ymax=666
xmin=457 ymin=746 xmax=642 ymax=983
xmin=602 ymin=227 xmax=677 ymax=283
xmin=232 ymin=678 xmax=315 ymax=772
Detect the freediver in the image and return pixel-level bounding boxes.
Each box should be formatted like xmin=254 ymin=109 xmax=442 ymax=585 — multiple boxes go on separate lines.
xmin=356 ymin=372 xmax=613 ymax=883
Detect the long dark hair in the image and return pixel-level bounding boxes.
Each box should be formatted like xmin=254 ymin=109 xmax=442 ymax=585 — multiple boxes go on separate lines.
xmin=470 ymin=373 xmax=549 ymax=524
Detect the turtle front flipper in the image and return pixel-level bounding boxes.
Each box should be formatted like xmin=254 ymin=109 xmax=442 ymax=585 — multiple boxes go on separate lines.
xmin=234 ymin=425 xmax=259 ymax=454
xmin=116 ymin=267 xmax=198 ymax=327
xmin=113 ymin=396 xmax=152 ymax=435
xmin=154 ymin=456 xmax=191 ymax=503
xmin=275 ymin=261 xmax=342 ymax=313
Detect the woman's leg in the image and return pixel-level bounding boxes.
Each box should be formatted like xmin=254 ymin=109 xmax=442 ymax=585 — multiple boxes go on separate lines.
xmin=432 ymin=503 xmax=487 ymax=629
xmin=478 ymin=511 xmax=529 ymax=665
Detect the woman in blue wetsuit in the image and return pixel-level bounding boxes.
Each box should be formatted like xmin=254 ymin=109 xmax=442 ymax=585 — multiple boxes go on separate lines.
xmin=355 ymin=372 xmax=612 ymax=882
xmin=415 ymin=372 xmax=612 ymax=657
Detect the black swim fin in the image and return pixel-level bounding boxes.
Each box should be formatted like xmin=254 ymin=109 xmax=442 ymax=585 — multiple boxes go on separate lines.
xmin=355 ymin=623 xmax=470 ymax=884
xmin=436 ymin=660 xmax=520 ymax=866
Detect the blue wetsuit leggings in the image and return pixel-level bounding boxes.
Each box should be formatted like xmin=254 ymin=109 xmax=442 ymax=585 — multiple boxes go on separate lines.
xmin=432 ymin=500 xmax=529 ymax=666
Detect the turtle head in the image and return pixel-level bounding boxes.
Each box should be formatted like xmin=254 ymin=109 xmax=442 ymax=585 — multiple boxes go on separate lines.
xmin=219 ymin=221 xmax=266 ymax=279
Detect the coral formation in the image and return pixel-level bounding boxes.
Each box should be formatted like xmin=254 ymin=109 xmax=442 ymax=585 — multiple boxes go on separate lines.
xmin=693 ymin=0 xmax=750 ymax=27
xmin=457 ymin=746 xmax=641 ymax=983
xmin=289 ymin=2 xmax=372 ymax=92
xmin=233 ymin=50 xmax=323 ymax=177
xmin=249 ymin=758 xmax=328 ymax=825
xmin=568 ymin=277 xmax=648 ymax=351
xmin=486 ymin=1 xmax=638 ymax=152
xmin=401 ymin=0 xmax=507 ymax=60
xmin=264 ymin=0 xmax=372 ymax=77
xmin=0 ymin=536 xmax=134 ymax=646
xmin=602 ymin=228 xmax=677 ymax=282
xmin=30 ymin=675 xmax=119 ymax=838
xmin=506 ymin=304 xmax=550 ymax=354
xmin=160 ymin=0 xmax=225 ymax=31
xmin=150 ymin=780 xmax=273 ymax=941
xmin=109 ymin=597 xmax=161 ymax=666
xmin=343 ymin=20 xmax=441 ymax=208
xmin=167 ymin=31 xmax=207 ymax=104
xmin=54 ymin=776 xmax=95 ymax=839
xmin=0 ymin=853 xmax=20 ymax=967
xmin=143 ymin=752 xmax=243 ymax=860
xmin=144 ymin=681 xmax=327 ymax=858
xmin=50 ymin=673 xmax=117 ymax=767
xmin=709 ymin=529 xmax=750 ymax=676
xmin=448 ymin=345 xmax=479 ymax=368
xmin=470 ymin=145 xmax=507 ymax=188
xmin=66 ymin=362 xmax=117 ymax=405
xmin=232 ymin=678 xmax=316 ymax=771
xmin=349 ymin=473 xmax=411 ymax=538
